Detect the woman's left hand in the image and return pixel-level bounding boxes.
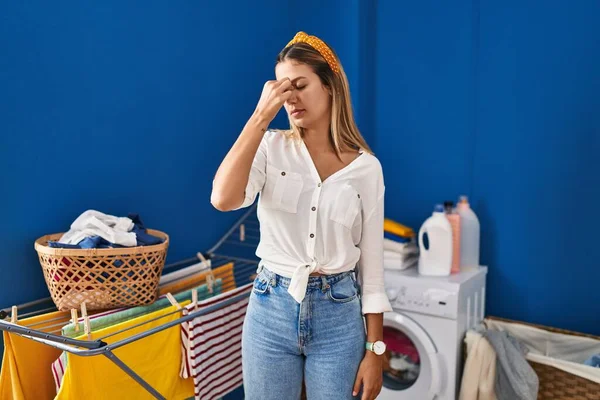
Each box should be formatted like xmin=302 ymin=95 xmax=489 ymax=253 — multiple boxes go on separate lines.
xmin=352 ymin=352 xmax=383 ymax=400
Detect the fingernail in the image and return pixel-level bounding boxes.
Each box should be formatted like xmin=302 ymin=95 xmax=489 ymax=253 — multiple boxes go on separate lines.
xmin=352 ymin=392 xmax=356 ymax=396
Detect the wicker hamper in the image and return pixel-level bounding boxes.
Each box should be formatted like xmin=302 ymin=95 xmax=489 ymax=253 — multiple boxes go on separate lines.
xmin=34 ymin=230 xmax=169 ymax=311
xmin=486 ymin=316 xmax=600 ymax=400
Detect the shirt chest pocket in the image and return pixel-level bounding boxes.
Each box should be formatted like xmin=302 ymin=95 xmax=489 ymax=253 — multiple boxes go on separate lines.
xmin=261 ymin=164 xmax=304 ymax=213
xmin=329 ymin=183 xmax=362 ymax=229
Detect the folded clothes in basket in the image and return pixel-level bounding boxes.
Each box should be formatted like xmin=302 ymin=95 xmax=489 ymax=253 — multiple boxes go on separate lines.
xmin=48 ymin=210 xmax=164 ymax=249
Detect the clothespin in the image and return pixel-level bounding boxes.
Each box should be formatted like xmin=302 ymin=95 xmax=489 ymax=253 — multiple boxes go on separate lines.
xmin=80 ymin=302 xmax=91 ymax=340
xmin=165 ymin=293 xmax=182 ymax=310
xmin=10 ymin=306 xmax=17 ymax=324
xmin=192 ymin=288 xmax=198 ymax=311
xmin=71 ymin=309 xmax=80 ymax=333
xmin=196 ymin=252 xmax=208 ymax=267
xmin=240 ymin=223 xmax=246 ymax=241
xmin=206 ymin=273 xmax=215 ymax=294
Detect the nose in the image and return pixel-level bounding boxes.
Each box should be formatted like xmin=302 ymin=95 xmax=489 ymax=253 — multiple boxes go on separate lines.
xmin=286 ymin=88 xmax=298 ymax=105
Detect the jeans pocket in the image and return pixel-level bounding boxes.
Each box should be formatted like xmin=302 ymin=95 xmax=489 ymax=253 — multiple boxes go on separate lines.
xmin=326 ymin=275 xmax=358 ymax=303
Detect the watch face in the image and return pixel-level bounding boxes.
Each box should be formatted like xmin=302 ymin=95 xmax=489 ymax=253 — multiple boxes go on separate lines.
xmin=374 ymin=341 xmax=386 ymax=355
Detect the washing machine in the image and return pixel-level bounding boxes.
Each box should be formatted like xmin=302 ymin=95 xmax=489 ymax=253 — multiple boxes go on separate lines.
xmin=377 ymin=266 xmax=487 ymax=400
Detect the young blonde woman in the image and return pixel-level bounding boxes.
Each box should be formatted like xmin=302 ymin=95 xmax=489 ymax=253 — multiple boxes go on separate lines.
xmin=211 ymin=31 xmax=392 ymax=400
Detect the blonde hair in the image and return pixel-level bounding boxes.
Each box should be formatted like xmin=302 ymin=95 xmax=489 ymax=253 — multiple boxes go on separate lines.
xmin=276 ymin=41 xmax=373 ymax=159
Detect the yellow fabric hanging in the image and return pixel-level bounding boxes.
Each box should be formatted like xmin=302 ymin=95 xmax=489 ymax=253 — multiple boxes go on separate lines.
xmin=56 ymin=302 xmax=194 ymax=400
xmin=0 ymin=334 xmax=25 ymax=400
xmin=0 ymin=310 xmax=71 ymax=400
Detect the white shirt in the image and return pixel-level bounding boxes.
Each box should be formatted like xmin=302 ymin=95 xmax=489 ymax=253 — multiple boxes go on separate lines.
xmin=232 ymin=130 xmax=392 ymax=315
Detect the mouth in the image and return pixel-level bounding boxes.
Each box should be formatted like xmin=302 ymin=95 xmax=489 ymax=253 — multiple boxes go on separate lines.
xmin=291 ymin=109 xmax=305 ymax=117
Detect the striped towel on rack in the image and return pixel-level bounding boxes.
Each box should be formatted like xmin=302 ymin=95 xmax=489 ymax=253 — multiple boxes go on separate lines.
xmin=51 ymin=352 xmax=67 ymax=393
xmin=180 ymin=282 xmax=252 ymax=400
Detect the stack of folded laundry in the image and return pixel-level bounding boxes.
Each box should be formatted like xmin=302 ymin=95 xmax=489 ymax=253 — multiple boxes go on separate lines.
xmin=383 ymin=218 xmax=419 ymax=271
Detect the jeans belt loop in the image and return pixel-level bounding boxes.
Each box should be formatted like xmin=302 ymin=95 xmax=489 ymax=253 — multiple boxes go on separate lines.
xmin=321 ymin=275 xmax=330 ymax=292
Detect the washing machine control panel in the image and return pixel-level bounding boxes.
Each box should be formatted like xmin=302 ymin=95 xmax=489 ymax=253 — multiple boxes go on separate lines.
xmin=389 ymin=284 xmax=458 ymax=319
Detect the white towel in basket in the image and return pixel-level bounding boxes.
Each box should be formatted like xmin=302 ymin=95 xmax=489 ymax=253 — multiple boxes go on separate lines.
xmin=58 ymin=209 xmax=137 ymax=247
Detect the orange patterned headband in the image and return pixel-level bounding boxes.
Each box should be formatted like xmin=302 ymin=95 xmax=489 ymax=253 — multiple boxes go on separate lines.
xmin=284 ymin=31 xmax=340 ymax=74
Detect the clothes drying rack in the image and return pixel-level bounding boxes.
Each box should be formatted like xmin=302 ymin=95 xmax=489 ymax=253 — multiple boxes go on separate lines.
xmin=0 ymin=204 xmax=261 ymax=399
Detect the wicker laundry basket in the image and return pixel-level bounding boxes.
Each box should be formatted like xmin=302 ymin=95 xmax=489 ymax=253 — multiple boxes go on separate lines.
xmin=486 ymin=316 xmax=600 ymax=400
xmin=34 ymin=230 xmax=169 ymax=311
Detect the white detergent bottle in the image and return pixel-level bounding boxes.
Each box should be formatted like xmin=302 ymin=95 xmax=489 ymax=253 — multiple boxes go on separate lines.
xmin=418 ymin=204 xmax=453 ymax=276
xmin=456 ymin=195 xmax=480 ymax=269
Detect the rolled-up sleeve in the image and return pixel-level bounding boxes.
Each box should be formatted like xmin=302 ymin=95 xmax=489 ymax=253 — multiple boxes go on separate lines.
xmin=357 ymin=186 xmax=393 ymax=315
xmin=231 ymin=133 xmax=268 ymax=210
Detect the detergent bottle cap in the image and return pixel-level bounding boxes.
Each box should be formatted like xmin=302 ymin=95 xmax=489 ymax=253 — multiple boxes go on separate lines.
xmin=458 ymin=195 xmax=470 ymax=209
xmin=443 ymin=201 xmax=454 ymax=213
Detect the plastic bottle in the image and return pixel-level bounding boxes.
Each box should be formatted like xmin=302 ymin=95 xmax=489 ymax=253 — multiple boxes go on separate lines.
xmin=444 ymin=201 xmax=461 ymax=274
xmin=456 ymin=195 xmax=480 ymax=269
xmin=418 ymin=204 xmax=453 ymax=276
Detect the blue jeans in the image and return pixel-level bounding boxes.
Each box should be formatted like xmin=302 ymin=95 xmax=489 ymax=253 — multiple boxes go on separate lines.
xmin=242 ymin=265 xmax=366 ymax=400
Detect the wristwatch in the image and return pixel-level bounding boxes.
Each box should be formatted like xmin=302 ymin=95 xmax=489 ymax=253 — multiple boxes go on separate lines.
xmin=365 ymin=340 xmax=386 ymax=355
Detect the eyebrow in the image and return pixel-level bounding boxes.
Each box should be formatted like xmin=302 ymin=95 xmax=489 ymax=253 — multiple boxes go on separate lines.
xmin=291 ymin=76 xmax=307 ymax=84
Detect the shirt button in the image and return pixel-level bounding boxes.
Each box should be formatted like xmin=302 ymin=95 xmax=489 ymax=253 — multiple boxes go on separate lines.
xmin=281 ymin=171 xmax=286 ymax=176
xmin=305 ymin=264 xmax=310 ymax=268
xmin=357 ymin=194 xmax=360 ymax=198
xmin=311 ymin=206 xmax=316 ymax=211
xmin=317 ymin=183 xmax=322 ymax=187
xmin=309 ymin=233 xmax=315 ymax=238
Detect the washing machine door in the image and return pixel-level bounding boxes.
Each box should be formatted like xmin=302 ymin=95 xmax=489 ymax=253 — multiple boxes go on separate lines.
xmin=377 ymin=312 xmax=442 ymax=400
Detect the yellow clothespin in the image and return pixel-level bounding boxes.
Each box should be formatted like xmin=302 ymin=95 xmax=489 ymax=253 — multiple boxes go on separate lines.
xmin=165 ymin=293 xmax=182 ymax=310
xmin=240 ymin=223 xmax=246 ymax=241
xmin=80 ymin=302 xmax=91 ymax=340
xmin=11 ymin=306 xmax=17 ymax=324
xmin=71 ymin=309 xmax=79 ymax=333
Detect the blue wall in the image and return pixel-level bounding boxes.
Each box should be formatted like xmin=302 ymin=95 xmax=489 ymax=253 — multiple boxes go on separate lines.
xmin=1 ymin=0 xmax=598 ymax=362
xmin=0 ymin=1 xmax=295 ymax=306
xmin=377 ymin=0 xmax=600 ymax=335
